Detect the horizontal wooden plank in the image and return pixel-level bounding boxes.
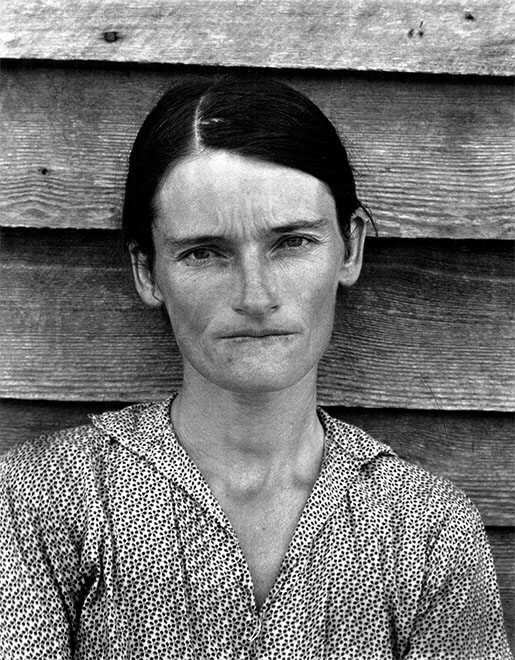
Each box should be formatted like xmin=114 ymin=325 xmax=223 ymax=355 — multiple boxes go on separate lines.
xmin=0 ymin=400 xmax=513 ymax=648
xmin=1 ymin=400 xmax=512 ymax=525
xmin=0 ymin=229 xmax=513 ymax=410
xmin=0 ymin=63 xmax=513 ymax=239
xmin=1 ymin=0 xmax=513 ymax=75
xmin=324 ymin=241 xmax=514 ymax=410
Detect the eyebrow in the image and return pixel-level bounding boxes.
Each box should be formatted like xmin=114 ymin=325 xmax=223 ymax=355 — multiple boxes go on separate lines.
xmin=163 ymin=218 xmax=330 ymax=249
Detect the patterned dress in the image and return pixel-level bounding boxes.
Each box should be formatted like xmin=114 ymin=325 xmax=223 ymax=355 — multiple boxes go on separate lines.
xmin=0 ymin=395 xmax=511 ymax=659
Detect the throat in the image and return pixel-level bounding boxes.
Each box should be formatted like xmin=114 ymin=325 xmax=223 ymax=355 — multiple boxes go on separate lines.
xmin=169 ymin=387 xmax=328 ymax=607
xmin=172 ymin=374 xmax=323 ymax=465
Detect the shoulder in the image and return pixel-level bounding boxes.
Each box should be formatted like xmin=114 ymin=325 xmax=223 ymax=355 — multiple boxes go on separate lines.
xmin=320 ymin=408 xmax=483 ymax=535
xmin=0 ymin=399 xmax=170 ymax=548
xmin=0 ymin=400 xmax=155 ymax=512
xmin=0 ymin=422 xmax=104 ymax=519
xmin=366 ymin=451 xmax=482 ymax=540
xmin=1 ymin=397 xmax=171 ymax=489
xmin=2 ymin=422 xmax=103 ymax=479
xmin=1 ymin=399 xmax=161 ymax=470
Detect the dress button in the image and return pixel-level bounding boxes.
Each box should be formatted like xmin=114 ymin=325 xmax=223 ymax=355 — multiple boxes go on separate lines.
xmin=249 ymin=617 xmax=262 ymax=643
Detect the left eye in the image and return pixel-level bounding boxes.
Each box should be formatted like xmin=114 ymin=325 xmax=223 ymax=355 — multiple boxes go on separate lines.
xmin=279 ymin=236 xmax=308 ymax=249
xmin=188 ymin=248 xmax=213 ymax=260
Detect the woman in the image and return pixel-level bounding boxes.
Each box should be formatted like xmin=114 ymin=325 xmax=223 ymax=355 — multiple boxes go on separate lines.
xmin=0 ymin=76 xmax=511 ymax=659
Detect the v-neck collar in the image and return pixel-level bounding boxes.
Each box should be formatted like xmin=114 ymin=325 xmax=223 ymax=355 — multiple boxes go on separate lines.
xmin=91 ymin=396 xmax=397 ymax=612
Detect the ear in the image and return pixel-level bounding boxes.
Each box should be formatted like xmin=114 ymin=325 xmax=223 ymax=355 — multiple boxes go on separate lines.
xmin=129 ymin=244 xmax=164 ymax=308
xmin=338 ymin=214 xmax=367 ymax=288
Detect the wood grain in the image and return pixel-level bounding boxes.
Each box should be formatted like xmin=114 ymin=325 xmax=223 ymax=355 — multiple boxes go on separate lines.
xmin=1 ymin=399 xmax=512 ymax=525
xmin=1 ymin=0 xmax=513 ymax=75
xmin=0 ymin=229 xmax=513 ymax=411
xmin=0 ymin=63 xmax=513 ymax=239
xmin=0 ymin=398 xmax=512 ymax=646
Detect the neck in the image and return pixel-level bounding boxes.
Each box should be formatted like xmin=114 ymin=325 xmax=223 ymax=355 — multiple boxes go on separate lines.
xmin=170 ymin=367 xmax=325 ymax=496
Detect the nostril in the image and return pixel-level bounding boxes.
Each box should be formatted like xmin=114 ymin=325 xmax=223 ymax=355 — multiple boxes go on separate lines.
xmin=233 ymin=284 xmax=279 ymax=316
xmin=232 ymin=258 xmax=279 ymax=315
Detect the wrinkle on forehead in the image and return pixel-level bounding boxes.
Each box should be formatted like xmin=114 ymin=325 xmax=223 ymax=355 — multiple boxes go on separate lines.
xmin=154 ymin=150 xmax=337 ymax=242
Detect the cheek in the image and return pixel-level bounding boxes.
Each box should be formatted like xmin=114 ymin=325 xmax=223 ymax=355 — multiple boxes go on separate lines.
xmin=154 ymin=270 xmax=213 ymax=339
xmin=291 ymin=261 xmax=340 ymax=314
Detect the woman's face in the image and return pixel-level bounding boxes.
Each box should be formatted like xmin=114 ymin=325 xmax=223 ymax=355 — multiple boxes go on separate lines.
xmin=132 ymin=150 xmax=365 ymax=394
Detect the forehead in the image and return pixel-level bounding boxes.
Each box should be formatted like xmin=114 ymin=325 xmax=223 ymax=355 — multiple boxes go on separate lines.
xmin=153 ymin=150 xmax=336 ymax=238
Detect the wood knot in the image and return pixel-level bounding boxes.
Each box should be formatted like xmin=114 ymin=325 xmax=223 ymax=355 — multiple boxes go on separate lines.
xmin=39 ymin=167 xmax=48 ymax=175
xmin=103 ymin=30 xmax=120 ymax=43
xmin=407 ymin=21 xmax=424 ymax=38
xmin=464 ymin=12 xmax=475 ymax=20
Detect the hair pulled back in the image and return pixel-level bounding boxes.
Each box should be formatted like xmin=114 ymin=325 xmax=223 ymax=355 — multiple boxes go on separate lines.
xmin=123 ymin=75 xmax=367 ymax=269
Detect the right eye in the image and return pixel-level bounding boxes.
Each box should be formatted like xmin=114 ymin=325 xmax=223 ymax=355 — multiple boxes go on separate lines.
xmin=188 ymin=248 xmax=212 ymax=260
xmin=180 ymin=247 xmax=219 ymax=266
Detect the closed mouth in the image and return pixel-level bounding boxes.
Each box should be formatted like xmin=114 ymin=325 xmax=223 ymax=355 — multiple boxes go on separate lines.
xmin=221 ymin=331 xmax=295 ymax=339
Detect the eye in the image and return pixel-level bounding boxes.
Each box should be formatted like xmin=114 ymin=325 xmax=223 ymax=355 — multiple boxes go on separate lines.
xmin=277 ymin=235 xmax=312 ymax=250
xmin=188 ymin=248 xmax=212 ymax=260
xmin=180 ymin=247 xmax=219 ymax=265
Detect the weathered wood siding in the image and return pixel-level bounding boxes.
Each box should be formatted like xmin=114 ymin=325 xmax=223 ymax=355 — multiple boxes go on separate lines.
xmin=1 ymin=64 xmax=513 ymax=239
xmin=1 ymin=229 xmax=513 ymax=410
xmin=1 ymin=0 xmax=513 ymax=75
xmin=0 ymin=0 xmax=513 ymax=649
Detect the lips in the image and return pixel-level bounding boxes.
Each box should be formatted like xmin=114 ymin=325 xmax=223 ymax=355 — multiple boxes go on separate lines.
xmin=220 ymin=329 xmax=296 ymax=339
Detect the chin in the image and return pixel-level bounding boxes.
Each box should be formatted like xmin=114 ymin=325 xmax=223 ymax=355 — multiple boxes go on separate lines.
xmin=213 ymin=363 xmax=314 ymax=394
xmin=182 ymin=345 xmax=324 ymax=394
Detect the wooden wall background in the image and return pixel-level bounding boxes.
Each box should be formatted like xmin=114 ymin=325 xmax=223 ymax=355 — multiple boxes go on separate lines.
xmin=1 ymin=0 xmax=513 ymax=649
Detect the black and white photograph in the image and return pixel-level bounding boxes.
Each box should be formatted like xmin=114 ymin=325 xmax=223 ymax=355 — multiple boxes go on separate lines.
xmin=0 ymin=1 xmax=513 ymax=658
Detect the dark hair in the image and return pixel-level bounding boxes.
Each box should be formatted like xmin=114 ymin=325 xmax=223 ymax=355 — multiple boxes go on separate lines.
xmin=123 ymin=75 xmax=370 ymax=269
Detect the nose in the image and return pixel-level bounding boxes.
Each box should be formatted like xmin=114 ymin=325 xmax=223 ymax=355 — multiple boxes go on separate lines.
xmin=231 ymin=250 xmax=279 ymax=317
